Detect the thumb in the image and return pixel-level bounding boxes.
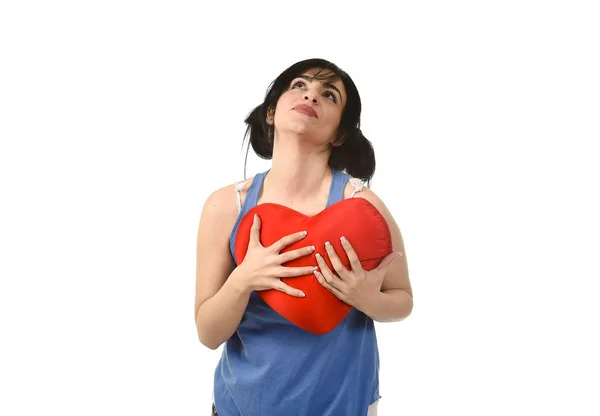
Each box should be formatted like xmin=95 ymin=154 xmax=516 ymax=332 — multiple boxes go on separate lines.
xmin=375 ymin=251 xmax=404 ymax=272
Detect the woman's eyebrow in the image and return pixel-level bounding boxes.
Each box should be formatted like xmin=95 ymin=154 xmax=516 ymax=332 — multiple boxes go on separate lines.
xmin=297 ymin=75 xmax=343 ymax=103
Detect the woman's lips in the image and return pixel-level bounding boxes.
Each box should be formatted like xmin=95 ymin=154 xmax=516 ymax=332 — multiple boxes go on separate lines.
xmin=294 ymin=105 xmax=318 ymax=118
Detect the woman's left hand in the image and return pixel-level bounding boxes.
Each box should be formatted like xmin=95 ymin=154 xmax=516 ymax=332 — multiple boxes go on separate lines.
xmin=313 ymin=236 xmax=403 ymax=310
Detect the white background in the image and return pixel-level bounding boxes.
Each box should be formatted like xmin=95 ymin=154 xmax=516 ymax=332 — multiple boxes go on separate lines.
xmin=1 ymin=1 xmax=599 ymax=415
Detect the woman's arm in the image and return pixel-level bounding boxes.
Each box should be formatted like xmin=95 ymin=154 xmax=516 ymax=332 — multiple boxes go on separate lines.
xmin=194 ymin=185 xmax=252 ymax=350
xmin=345 ymin=184 xmax=414 ymax=322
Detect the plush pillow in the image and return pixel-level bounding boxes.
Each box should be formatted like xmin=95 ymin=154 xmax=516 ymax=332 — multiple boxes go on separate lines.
xmin=234 ymin=197 xmax=393 ymax=335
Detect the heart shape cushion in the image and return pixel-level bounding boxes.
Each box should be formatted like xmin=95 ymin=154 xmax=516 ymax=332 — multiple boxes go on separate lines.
xmin=234 ymin=197 xmax=393 ymax=335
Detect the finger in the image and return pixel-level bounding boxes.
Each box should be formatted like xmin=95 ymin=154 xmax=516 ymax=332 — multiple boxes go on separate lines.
xmin=277 ymin=244 xmax=315 ymax=264
xmin=375 ymin=251 xmax=404 ymax=272
xmin=339 ymin=236 xmax=363 ymax=272
xmin=249 ymin=214 xmax=263 ymax=248
xmin=324 ymin=241 xmax=349 ymax=277
xmin=271 ymin=230 xmax=308 ymax=253
xmin=277 ymin=265 xmax=319 ymax=278
xmin=315 ymin=253 xmax=340 ymax=287
xmin=314 ymin=270 xmax=345 ymax=300
xmin=273 ymin=280 xmax=306 ymax=298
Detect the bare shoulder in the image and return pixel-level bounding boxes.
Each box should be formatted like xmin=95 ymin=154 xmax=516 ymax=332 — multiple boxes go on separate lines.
xmin=342 ymin=178 xmax=387 ymax=215
xmin=201 ymin=184 xmax=237 ymax=226
xmin=201 ymin=175 xmax=256 ymax=224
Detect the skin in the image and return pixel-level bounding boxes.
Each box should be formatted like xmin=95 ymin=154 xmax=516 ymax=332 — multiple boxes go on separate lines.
xmin=194 ymin=68 xmax=413 ymax=350
xmin=260 ymin=69 xmax=348 ymax=213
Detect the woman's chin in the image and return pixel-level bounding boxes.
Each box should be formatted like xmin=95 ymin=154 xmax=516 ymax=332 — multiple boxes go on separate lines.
xmin=278 ymin=122 xmax=315 ymax=136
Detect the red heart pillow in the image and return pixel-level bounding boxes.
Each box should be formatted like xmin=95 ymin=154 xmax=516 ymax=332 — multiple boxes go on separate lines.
xmin=234 ymin=197 xmax=393 ymax=335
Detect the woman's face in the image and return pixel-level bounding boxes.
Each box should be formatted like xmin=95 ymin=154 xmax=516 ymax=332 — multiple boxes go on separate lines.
xmin=271 ymin=68 xmax=347 ymax=146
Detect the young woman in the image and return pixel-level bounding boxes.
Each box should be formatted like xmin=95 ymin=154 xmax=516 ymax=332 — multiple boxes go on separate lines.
xmin=195 ymin=58 xmax=413 ymax=415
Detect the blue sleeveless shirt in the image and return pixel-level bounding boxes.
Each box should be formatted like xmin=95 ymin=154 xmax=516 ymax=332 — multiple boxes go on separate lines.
xmin=213 ymin=168 xmax=381 ymax=416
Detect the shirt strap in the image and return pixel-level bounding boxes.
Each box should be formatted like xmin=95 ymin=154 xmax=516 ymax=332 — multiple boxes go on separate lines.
xmin=349 ymin=177 xmax=366 ymax=198
xmin=234 ymin=180 xmax=250 ymax=213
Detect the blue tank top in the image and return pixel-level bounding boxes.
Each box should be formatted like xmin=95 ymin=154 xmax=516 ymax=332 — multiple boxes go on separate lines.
xmin=213 ymin=168 xmax=380 ymax=416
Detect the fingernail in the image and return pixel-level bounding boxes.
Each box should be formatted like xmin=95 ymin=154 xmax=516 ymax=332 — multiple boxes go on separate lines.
xmin=299 ymin=292 xmax=306 ymax=297
xmin=340 ymin=236 xmax=346 ymax=242
xmin=310 ymin=245 xmax=315 ymax=251
xmin=325 ymin=241 xmax=331 ymax=248
xmin=316 ymin=253 xmax=322 ymax=260
xmin=302 ymin=230 xmax=308 ymax=236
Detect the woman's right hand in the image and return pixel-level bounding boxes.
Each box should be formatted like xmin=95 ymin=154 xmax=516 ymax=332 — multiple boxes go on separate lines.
xmin=231 ymin=214 xmax=317 ymax=298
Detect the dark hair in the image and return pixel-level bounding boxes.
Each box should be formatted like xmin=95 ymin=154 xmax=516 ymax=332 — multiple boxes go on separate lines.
xmin=241 ymin=58 xmax=376 ymax=185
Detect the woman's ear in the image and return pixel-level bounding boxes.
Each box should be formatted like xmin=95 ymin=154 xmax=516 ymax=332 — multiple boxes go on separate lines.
xmin=266 ymin=107 xmax=275 ymax=125
xmin=331 ymin=131 xmax=346 ymax=147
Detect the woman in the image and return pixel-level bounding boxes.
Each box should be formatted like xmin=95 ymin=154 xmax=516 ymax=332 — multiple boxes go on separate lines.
xmin=195 ymin=58 xmax=413 ymax=415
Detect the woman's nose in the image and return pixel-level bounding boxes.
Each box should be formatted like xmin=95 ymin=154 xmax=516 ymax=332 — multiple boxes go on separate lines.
xmin=303 ymin=92 xmax=318 ymax=103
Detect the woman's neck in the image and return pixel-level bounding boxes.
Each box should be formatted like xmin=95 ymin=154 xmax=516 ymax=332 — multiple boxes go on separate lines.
xmin=263 ymin=137 xmax=332 ymax=204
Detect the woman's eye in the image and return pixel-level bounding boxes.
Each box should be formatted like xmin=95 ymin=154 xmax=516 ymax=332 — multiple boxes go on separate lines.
xmin=291 ymin=81 xmax=336 ymax=103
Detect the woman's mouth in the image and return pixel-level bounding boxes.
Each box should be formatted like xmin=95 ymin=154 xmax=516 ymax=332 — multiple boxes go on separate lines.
xmin=294 ymin=105 xmax=318 ymax=119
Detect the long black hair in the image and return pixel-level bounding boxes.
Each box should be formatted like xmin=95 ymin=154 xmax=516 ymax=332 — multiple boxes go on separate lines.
xmin=242 ymin=58 xmax=376 ymax=185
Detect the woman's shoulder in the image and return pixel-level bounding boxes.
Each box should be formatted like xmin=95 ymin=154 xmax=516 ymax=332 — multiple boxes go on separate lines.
xmin=341 ymin=176 xmax=388 ymax=216
xmin=203 ymin=175 xmax=258 ymax=218
xmin=342 ymin=175 xmax=368 ymax=200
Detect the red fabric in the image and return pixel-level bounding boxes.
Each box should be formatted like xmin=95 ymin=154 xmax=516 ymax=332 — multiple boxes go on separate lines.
xmin=234 ymin=197 xmax=393 ymax=335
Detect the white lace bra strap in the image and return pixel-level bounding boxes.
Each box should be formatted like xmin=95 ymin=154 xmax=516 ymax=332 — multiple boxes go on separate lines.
xmin=234 ymin=180 xmax=250 ymax=213
xmin=349 ymin=177 xmax=366 ymax=198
